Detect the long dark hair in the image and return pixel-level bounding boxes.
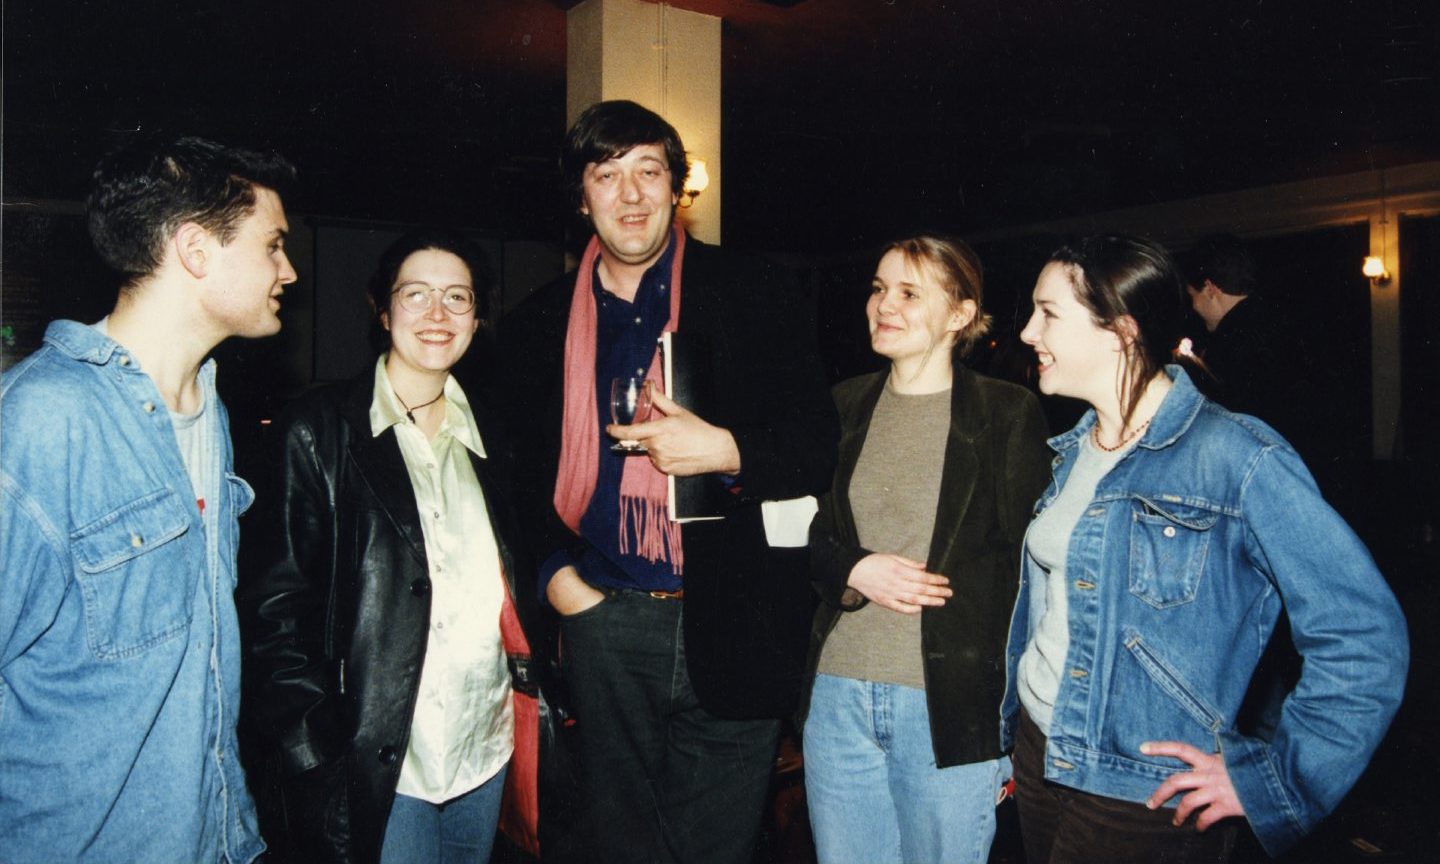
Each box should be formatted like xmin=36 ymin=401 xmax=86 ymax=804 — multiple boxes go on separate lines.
xmin=1047 ymin=234 xmax=1187 ymax=429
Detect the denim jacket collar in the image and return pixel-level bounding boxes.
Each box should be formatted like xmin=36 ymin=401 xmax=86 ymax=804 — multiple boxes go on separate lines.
xmin=1046 ymin=365 xmax=1204 ymax=455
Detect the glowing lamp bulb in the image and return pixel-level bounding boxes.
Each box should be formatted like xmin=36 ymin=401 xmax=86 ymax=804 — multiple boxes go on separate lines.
xmin=686 ymin=159 xmax=710 ymax=195
xmin=1362 ymin=256 xmax=1387 ymax=279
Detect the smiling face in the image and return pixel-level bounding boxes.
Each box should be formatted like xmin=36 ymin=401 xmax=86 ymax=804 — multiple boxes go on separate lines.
xmin=866 ymin=249 xmax=971 ymax=368
xmin=1020 ymin=261 xmax=1127 ymax=405
xmin=579 ymin=143 xmax=676 ymax=270
xmin=381 ymin=248 xmax=478 ymax=380
xmin=200 ymin=186 xmax=296 ymax=338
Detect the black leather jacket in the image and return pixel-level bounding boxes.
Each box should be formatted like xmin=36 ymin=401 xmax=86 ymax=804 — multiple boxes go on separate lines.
xmin=238 ymin=365 xmax=544 ymax=864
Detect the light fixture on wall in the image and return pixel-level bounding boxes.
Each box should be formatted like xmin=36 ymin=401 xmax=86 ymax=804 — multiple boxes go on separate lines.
xmin=679 ymin=158 xmax=709 ymax=208
xmin=1363 ymin=254 xmax=1390 ymax=286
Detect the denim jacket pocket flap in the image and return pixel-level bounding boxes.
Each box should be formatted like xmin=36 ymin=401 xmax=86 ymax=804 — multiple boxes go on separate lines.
xmin=71 ymin=488 xmax=196 ymax=659
xmin=1128 ymin=497 xmax=1218 ymax=608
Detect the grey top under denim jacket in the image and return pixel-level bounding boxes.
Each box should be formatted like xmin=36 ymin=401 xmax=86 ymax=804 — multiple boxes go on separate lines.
xmin=0 ymin=320 xmax=263 ymax=863
xmin=1000 ymin=366 xmax=1408 ymax=856
xmin=804 ymin=364 xmax=1051 ymax=767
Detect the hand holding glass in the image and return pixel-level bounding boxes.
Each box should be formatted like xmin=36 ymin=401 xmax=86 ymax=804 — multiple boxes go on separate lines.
xmin=610 ymin=377 xmax=654 ymax=452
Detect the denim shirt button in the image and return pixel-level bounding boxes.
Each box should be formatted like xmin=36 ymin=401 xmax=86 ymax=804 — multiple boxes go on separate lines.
xmin=130 ymin=533 xmax=143 ymax=548
xmin=118 ymin=355 xmax=131 ymax=366
xmin=143 ymin=401 xmax=156 ymax=414
xmin=1163 ymin=526 xmax=1177 ymax=538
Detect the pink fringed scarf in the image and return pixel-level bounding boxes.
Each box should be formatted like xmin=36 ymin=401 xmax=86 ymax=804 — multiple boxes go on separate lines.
xmin=553 ymin=228 xmax=685 ymax=575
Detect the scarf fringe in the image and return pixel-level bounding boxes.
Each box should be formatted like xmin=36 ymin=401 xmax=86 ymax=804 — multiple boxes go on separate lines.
xmin=619 ymin=493 xmax=685 ymax=575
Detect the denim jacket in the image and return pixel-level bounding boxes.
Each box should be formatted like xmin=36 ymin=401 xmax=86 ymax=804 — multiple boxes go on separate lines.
xmin=1 ymin=321 xmax=263 ymax=863
xmin=1000 ymin=367 xmax=1407 ymax=856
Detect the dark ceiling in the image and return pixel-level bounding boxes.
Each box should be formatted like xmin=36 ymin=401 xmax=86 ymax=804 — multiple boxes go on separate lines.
xmin=4 ymin=0 xmax=1438 ymax=253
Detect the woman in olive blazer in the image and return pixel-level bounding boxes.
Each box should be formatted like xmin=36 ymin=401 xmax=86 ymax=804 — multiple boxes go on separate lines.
xmin=802 ymin=236 xmax=1050 ymax=864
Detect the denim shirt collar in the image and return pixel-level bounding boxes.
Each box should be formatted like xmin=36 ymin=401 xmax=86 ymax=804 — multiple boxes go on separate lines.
xmin=1046 ymin=365 xmax=1204 ymax=455
xmin=43 ymin=318 xmax=220 ymax=388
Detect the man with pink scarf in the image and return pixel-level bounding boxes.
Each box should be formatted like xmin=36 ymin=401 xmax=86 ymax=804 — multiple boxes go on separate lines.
xmin=500 ymin=101 xmax=838 ymax=864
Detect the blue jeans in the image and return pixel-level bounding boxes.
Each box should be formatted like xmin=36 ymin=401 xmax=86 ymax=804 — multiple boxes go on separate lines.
xmin=804 ymin=674 xmax=1010 ymax=864
xmin=378 ymin=764 xmax=508 ymax=864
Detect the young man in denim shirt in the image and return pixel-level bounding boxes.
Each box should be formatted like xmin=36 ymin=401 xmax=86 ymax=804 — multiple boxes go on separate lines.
xmin=1 ymin=136 xmax=297 ymax=863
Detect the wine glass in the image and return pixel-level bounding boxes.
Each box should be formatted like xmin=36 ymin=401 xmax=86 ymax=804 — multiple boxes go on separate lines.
xmin=609 ymin=376 xmax=653 ymax=453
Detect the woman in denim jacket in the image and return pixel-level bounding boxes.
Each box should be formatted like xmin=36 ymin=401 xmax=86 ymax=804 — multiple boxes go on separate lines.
xmin=1003 ymin=234 xmax=1407 ymax=862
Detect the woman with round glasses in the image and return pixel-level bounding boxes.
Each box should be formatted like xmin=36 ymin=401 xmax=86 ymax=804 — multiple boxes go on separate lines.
xmin=241 ymin=228 xmax=543 ymax=864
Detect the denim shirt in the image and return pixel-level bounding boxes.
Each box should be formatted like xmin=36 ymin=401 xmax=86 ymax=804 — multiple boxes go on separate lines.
xmin=1000 ymin=367 xmax=1407 ymax=856
xmin=1 ymin=321 xmax=263 ymax=863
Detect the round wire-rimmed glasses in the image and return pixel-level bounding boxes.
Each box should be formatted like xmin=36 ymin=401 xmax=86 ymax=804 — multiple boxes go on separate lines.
xmin=391 ymin=284 xmax=476 ymax=315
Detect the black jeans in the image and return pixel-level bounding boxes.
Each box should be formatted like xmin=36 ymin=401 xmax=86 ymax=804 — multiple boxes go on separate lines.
xmin=558 ymin=590 xmax=780 ymax=864
xmin=1013 ymin=710 xmax=1237 ymax=864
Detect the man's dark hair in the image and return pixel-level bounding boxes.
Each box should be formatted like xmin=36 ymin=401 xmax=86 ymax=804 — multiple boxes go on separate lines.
xmin=561 ymin=100 xmax=689 ymax=212
xmin=366 ymin=227 xmax=496 ymax=354
xmin=87 ymin=135 xmax=297 ymax=282
xmin=1182 ymin=233 xmax=1257 ymax=297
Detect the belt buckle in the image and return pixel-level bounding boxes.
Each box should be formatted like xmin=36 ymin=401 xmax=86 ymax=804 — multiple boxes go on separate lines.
xmin=646 ymin=589 xmax=684 ymax=601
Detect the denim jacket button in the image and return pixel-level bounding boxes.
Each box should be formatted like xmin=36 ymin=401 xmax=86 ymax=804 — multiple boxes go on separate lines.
xmin=1163 ymin=526 xmax=1177 ymax=538
xmin=142 ymin=401 xmax=156 ymax=414
xmin=118 ymin=355 xmax=131 ymax=366
xmin=130 ymin=533 xmax=143 ymax=548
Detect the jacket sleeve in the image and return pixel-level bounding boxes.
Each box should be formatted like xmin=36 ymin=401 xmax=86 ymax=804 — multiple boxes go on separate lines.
xmin=807 ymin=470 xmax=870 ymax=613
xmin=724 ymin=262 xmax=841 ymax=504
xmin=1221 ymin=445 xmax=1408 ymax=855
xmin=238 ymin=412 xmax=347 ymax=778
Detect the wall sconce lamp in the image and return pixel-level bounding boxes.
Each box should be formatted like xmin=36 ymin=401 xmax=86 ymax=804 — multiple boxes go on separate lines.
xmin=1362 ymin=255 xmax=1390 ymax=287
xmin=679 ymin=159 xmax=709 ymax=208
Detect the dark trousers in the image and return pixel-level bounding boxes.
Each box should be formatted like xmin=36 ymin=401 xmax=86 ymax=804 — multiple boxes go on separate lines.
xmin=559 ymin=591 xmax=780 ymax=864
xmin=1013 ymin=710 xmax=1237 ymax=864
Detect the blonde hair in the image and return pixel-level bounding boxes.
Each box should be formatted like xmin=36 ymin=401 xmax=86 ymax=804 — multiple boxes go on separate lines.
xmin=884 ymin=235 xmax=993 ymax=357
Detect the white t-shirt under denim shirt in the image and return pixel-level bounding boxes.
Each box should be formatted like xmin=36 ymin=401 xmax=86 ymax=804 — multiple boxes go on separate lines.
xmin=1017 ymin=432 xmax=1131 ymax=734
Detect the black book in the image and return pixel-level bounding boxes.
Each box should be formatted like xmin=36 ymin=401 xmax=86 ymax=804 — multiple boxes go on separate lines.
xmin=659 ymin=331 xmax=727 ymax=522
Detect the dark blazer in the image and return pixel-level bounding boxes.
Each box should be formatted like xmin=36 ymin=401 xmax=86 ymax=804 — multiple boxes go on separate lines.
xmin=804 ymin=364 xmax=1051 ymax=766
xmin=500 ymin=236 xmax=840 ymax=719
xmin=238 ymin=364 xmax=544 ymax=864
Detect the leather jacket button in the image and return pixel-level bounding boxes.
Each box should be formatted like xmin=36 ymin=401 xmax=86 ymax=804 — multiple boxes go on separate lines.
xmin=378 ymin=745 xmax=398 ymax=765
xmin=410 ymin=578 xmax=431 ymax=597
